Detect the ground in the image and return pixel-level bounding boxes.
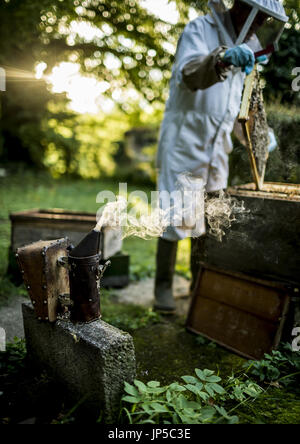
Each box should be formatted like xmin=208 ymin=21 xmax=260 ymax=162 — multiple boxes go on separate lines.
xmin=0 ymin=172 xmax=299 ymax=424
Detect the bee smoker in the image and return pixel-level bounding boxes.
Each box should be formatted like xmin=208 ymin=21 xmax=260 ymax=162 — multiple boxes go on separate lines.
xmin=59 ymin=229 xmax=110 ymax=324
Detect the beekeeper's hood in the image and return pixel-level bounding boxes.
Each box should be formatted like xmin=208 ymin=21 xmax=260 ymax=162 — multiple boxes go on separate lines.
xmin=209 ymin=0 xmax=288 ymax=52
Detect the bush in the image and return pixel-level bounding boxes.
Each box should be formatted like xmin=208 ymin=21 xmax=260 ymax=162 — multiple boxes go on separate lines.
xmin=266 ymin=104 xmax=300 ymax=183
xmin=229 ymin=103 xmax=300 ymax=186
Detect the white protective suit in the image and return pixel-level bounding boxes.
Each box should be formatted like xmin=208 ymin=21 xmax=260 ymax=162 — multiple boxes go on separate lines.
xmin=157 ymin=10 xmax=258 ymax=242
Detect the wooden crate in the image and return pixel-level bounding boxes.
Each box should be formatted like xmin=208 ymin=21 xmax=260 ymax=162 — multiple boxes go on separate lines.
xmin=201 ymin=182 xmax=300 ymax=285
xmin=10 ymin=209 xmax=122 ymax=260
xmin=186 ymin=264 xmax=291 ymax=360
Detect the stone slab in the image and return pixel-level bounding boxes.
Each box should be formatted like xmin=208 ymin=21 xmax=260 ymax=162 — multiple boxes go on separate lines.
xmin=22 ymin=303 xmax=136 ymax=423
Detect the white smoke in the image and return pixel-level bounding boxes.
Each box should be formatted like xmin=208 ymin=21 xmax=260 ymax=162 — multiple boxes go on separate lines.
xmin=205 ymin=190 xmax=248 ymax=241
xmin=95 ymin=195 xmax=170 ymax=240
xmin=94 ymin=175 xmax=247 ymax=241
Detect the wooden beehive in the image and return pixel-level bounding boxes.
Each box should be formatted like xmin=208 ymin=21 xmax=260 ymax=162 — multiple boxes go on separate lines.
xmin=10 ymin=209 xmax=122 ymax=260
xmin=202 ymin=183 xmax=300 ymax=285
xmin=187 ymin=182 xmax=300 ymax=359
xmin=186 ymin=264 xmax=291 ymax=360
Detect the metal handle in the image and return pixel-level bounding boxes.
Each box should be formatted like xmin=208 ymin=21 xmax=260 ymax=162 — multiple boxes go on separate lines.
xmin=57 ymin=256 xmax=71 ymax=270
xmin=97 ymin=260 xmax=111 ymax=278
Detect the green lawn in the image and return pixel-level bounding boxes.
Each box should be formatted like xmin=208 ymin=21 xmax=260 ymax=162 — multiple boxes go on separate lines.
xmin=0 ymin=170 xmax=190 ymax=293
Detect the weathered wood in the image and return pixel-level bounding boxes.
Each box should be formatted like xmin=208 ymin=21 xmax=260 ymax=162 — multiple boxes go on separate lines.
xmin=201 ymin=183 xmax=300 ymax=286
xmin=16 ymin=239 xmax=70 ymax=322
xmin=186 ymin=264 xmax=291 ymax=360
xmin=239 ymin=67 xmax=269 ymax=190
xmin=10 ymin=209 xmax=122 ymax=260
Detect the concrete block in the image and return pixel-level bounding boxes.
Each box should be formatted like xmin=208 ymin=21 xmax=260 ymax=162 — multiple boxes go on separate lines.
xmin=22 ymin=303 xmax=136 ymax=423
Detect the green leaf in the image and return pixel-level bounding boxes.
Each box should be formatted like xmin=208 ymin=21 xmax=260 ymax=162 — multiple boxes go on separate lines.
xmin=168 ymin=383 xmax=187 ymax=392
xmin=195 ymin=368 xmax=205 ymax=380
xmin=204 ymin=384 xmax=215 ymax=397
xmin=203 ymin=369 xmax=215 ymax=377
xmin=141 ymin=403 xmax=153 ymax=415
xmin=208 ymin=382 xmax=226 ymax=394
xmin=147 ymin=381 xmax=160 ymax=388
xmin=185 ymin=384 xmax=201 ymax=396
xmin=205 ymin=375 xmax=222 ymax=383
xmin=122 ymin=395 xmax=141 ymax=404
xmin=197 ymin=391 xmax=210 ymax=401
xmin=182 ymin=407 xmax=198 ymax=418
xmin=185 ymin=400 xmax=203 ymax=410
xmin=150 ymin=387 xmax=168 ymax=395
xmin=166 ymin=390 xmax=173 ymax=403
xmin=124 ymin=382 xmax=139 ymax=397
xmin=150 ymin=402 xmax=169 ymax=413
xmin=181 ymin=375 xmax=199 ymax=384
xmin=228 ymin=415 xmax=239 ymax=424
xmin=200 ymin=406 xmax=216 ymax=421
xmin=134 ymin=380 xmax=148 ymax=393
xmin=178 ymin=413 xmax=193 ymax=424
xmin=214 ymin=405 xmax=228 ymax=417
xmin=174 ymin=394 xmax=187 ymax=410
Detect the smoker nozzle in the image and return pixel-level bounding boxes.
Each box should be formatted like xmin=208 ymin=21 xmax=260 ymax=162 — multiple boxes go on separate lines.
xmin=70 ymin=229 xmax=102 ymax=258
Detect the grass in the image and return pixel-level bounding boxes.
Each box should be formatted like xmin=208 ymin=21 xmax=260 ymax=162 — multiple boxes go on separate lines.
xmin=2 ymin=170 xmax=298 ymax=424
xmin=0 ymin=169 xmax=190 ymax=294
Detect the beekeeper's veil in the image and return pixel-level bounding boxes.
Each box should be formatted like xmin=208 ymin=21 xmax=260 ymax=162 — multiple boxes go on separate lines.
xmin=209 ymin=0 xmax=288 ymax=52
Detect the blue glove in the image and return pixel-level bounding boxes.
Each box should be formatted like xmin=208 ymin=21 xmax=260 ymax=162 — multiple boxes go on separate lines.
xmin=268 ymin=129 xmax=277 ymax=152
xmin=223 ymin=44 xmax=255 ymax=75
xmin=256 ymin=55 xmax=268 ymax=64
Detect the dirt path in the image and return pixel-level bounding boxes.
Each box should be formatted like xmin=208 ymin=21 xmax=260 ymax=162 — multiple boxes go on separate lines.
xmin=0 ymin=295 xmax=28 ymax=343
xmin=0 ymin=275 xmax=190 ymax=344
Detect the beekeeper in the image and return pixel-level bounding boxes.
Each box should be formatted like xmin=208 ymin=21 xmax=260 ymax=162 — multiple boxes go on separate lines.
xmin=154 ymin=0 xmax=288 ymax=313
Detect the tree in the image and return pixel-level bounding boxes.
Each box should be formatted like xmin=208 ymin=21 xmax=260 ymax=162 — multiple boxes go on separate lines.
xmin=0 ymin=0 xmax=298 ymax=172
xmin=0 ymin=0 xmax=182 ymax=169
xmin=260 ymin=0 xmax=300 ymax=105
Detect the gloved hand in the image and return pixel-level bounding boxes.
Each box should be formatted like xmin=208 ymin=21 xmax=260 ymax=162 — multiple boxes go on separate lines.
xmin=256 ymin=55 xmax=268 ymax=64
xmin=223 ymin=44 xmax=255 ymax=75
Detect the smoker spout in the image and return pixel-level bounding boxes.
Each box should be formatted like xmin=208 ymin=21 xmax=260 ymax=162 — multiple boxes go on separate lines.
xmin=70 ymin=229 xmax=102 ymax=258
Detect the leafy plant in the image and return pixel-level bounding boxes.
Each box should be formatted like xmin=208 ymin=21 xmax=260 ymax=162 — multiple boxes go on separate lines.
xmin=226 ymin=377 xmax=264 ymax=402
xmin=245 ymin=345 xmax=300 ymax=386
xmin=0 ymin=338 xmax=27 ymax=375
xmin=121 ymin=369 xmax=239 ymax=424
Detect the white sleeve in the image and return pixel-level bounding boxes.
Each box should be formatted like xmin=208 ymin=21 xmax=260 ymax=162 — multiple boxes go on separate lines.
xmin=182 ymin=46 xmax=232 ymax=91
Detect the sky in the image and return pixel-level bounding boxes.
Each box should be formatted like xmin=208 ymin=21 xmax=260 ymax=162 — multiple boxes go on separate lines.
xmin=36 ymin=0 xmax=185 ymax=114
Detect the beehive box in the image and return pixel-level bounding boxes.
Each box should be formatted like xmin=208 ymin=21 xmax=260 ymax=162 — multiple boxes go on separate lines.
xmin=187 ymin=264 xmax=291 ymax=360
xmin=10 ymin=209 xmax=122 ymax=260
xmin=8 ymin=209 xmax=129 ymax=288
xmin=202 ymin=183 xmax=300 ymax=285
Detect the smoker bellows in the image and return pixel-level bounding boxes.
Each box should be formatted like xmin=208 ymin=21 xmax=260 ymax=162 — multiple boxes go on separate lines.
xmin=16 ymin=229 xmax=110 ymax=324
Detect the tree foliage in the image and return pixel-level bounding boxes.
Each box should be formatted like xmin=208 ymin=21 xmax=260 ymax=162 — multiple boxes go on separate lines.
xmin=0 ymin=0 xmax=299 ymax=173
xmin=0 ymin=0 xmax=182 ymax=169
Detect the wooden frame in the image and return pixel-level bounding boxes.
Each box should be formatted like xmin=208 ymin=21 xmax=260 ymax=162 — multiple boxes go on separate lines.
xmin=186 ymin=263 xmax=291 ymax=360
